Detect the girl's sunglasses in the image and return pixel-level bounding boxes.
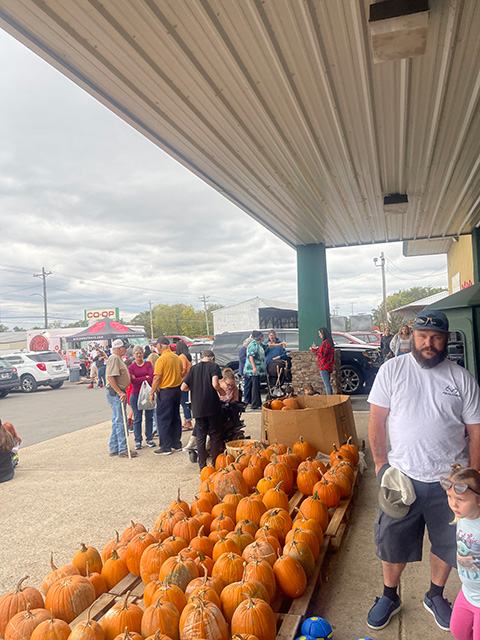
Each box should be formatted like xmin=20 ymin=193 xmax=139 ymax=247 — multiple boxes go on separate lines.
xmin=440 ymin=477 xmax=480 ymax=496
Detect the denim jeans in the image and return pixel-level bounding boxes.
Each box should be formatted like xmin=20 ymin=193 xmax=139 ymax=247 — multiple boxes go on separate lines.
xmin=97 ymin=365 xmax=106 ymax=387
xmin=156 ymin=386 xmax=182 ymax=452
xmin=106 ymin=391 xmax=127 ymax=454
xmin=130 ymin=393 xmax=153 ymax=444
xmin=180 ymin=389 xmax=192 ymax=421
xmin=320 ymin=369 xmax=332 ymax=395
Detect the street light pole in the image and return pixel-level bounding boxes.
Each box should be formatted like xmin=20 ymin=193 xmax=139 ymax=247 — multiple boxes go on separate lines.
xmin=373 ymin=253 xmax=388 ymax=328
xmin=33 ymin=267 xmax=52 ymax=329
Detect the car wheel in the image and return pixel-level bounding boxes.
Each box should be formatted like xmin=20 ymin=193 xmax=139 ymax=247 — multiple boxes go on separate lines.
xmin=21 ymin=374 xmax=38 ymax=393
xmin=340 ymin=365 xmax=363 ymax=395
xmin=49 ymin=381 xmax=64 ymax=389
xmin=0 ymin=390 xmax=9 ymax=398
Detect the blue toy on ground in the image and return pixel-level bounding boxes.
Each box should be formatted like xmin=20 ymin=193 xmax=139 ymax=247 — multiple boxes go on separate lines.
xmin=300 ymin=617 xmax=333 ymax=639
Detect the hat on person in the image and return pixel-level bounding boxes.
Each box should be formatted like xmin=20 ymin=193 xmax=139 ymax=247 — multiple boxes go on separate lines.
xmin=412 ymin=309 xmax=449 ymax=333
xmin=156 ymin=336 xmax=170 ymax=346
xmin=112 ymin=339 xmax=126 ymax=349
xmin=379 ymin=466 xmax=417 ymax=519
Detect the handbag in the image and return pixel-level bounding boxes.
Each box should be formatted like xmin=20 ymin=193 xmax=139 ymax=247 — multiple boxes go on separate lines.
xmin=138 ymin=380 xmax=156 ymax=410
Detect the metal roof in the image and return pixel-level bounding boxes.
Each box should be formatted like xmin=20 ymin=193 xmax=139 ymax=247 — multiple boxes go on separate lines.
xmin=1 ymin=0 xmax=480 ymax=249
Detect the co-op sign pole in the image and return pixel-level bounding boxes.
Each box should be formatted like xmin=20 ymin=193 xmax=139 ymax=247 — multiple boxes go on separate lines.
xmin=84 ymin=307 xmax=120 ymax=326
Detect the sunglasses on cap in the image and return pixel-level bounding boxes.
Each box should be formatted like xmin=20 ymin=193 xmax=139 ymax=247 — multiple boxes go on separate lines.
xmin=414 ymin=315 xmax=447 ymax=329
xmin=439 ymin=477 xmax=480 ymax=496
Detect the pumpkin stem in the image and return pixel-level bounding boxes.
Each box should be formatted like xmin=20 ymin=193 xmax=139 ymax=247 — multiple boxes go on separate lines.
xmin=121 ymin=591 xmax=131 ymax=610
xmin=80 ymin=543 xmax=88 ymax=553
xmin=14 ymin=575 xmax=29 ymax=593
xmin=240 ymin=562 xmax=247 ymax=583
xmin=86 ymin=561 xmax=91 ymax=578
xmin=86 ymin=602 xmax=95 ymax=624
xmin=177 ymin=488 xmax=181 ymax=503
xmin=198 ymin=524 xmax=205 ymax=537
xmin=115 ymin=531 xmax=120 ymax=543
xmin=154 ymin=631 xmax=161 ymax=640
xmin=274 ymin=481 xmax=284 ymax=491
xmin=123 ymin=627 xmax=130 ymax=640
xmin=111 ymin=549 xmax=120 ymax=561
xmin=49 ymin=609 xmax=54 ymax=623
xmin=49 ymin=552 xmax=58 ymax=572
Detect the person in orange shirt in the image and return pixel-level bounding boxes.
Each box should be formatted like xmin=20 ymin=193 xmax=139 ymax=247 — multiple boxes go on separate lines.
xmin=149 ymin=337 xmax=183 ymax=456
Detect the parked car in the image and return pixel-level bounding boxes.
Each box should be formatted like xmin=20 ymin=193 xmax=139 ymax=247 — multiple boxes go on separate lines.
xmin=0 ymin=358 xmax=19 ymax=397
xmin=212 ymin=329 xmax=380 ymax=395
xmin=348 ymin=331 xmax=381 ymax=346
xmin=165 ymin=335 xmax=195 ymax=351
xmin=2 ymin=350 xmax=69 ymax=393
xmin=332 ymin=332 xmax=369 ymax=345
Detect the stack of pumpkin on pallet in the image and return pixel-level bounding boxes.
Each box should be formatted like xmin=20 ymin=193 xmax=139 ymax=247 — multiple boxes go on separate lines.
xmin=0 ymin=438 xmax=359 ymax=640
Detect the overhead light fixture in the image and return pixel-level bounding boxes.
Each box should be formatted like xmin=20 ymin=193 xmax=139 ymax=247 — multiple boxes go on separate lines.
xmin=369 ymin=0 xmax=430 ymax=64
xmin=384 ymin=193 xmax=409 ymax=215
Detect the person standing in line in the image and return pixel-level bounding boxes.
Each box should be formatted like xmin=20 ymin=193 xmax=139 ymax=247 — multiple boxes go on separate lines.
xmin=147 ymin=344 xmax=159 ymax=436
xmin=105 ymin=339 xmax=137 ymax=458
xmin=366 ymin=310 xmax=480 ymax=631
xmin=443 ymin=466 xmax=480 ymax=640
xmin=87 ymin=344 xmax=98 ymax=389
xmin=238 ymin=335 xmax=252 ymax=405
xmin=181 ymin=350 xmax=225 ymax=470
xmin=128 ymin=346 xmax=155 ymax=449
xmin=149 ymin=337 xmax=183 ymax=456
xmin=243 ymin=330 xmax=266 ymax=410
xmin=94 ymin=345 xmax=108 ymax=388
xmin=176 ymin=340 xmax=194 ymax=431
xmin=380 ymin=326 xmax=393 ymax=362
xmin=390 ymin=324 xmax=413 ymax=356
xmin=311 ymin=327 xmax=335 ymax=395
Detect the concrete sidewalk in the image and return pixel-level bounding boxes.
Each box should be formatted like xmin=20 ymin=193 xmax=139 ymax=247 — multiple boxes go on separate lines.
xmin=0 ymin=412 xmax=459 ymax=639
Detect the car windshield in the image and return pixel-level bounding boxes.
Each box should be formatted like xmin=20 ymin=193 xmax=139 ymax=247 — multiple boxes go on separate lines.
xmin=0 ymin=359 xmax=11 ymax=369
xmin=27 ymin=352 xmax=63 ymax=362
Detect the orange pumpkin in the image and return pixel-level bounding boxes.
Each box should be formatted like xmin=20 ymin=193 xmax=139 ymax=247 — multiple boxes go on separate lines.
xmin=324 ymin=467 xmax=352 ymax=498
xmin=312 ymin=478 xmax=341 ymax=509
xmin=282 ymin=398 xmax=299 ymax=410
xmin=292 ymin=436 xmax=316 ymax=461
xmin=211 ymin=552 xmax=245 ymax=586
xmin=187 ymin=586 xmax=222 ymax=611
xmin=296 ymin=467 xmax=320 ymax=496
xmin=0 ymin=576 xmax=44 ymax=638
xmin=185 ymin=567 xmax=224 ymax=599
xmin=68 ymin=603 xmax=105 ymax=640
xmin=30 ymin=611 xmax=71 ymax=640
xmin=40 ymin=554 xmax=80 ymax=596
xmin=259 ymin=508 xmax=292 ymax=543
xmin=244 ymin=560 xmax=276 ymax=602
xmin=262 ymin=482 xmax=289 ymax=511
xmin=158 ymin=556 xmax=198 ymax=591
xmin=101 ymin=532 xmax=123 ymax=562
xmin=4 ymin=605 xmax=51 ymax=640
xmin=242 ymin=462 xmax=264 ymax=492
xmin=298 ymin=492 xmax=329 ymax=531
xmin=44 ymin=576 xmax=95 ymax=624
xmin=112 ymin=630 xmax=142 ymax=640
xmin=85 ymin=564 xmax=108 ymax=599
xmin=269 ymin=400 xmax=283 ymax=411
xmin=152 ymin=580 xmax=186 ymax=614
xmin=72 ymin=544 xmax=103 ymax=577
xmin=215 ymin=450 xmax=235 ymax=470
xmin=235 ymin=519 xmax=259 ymax=538
xmin=220 ymin=565 xmax=270 ymax=623
xmin=101 ymin=593 xmax=143 ymax=640
xmin=170 ymin=488 xmax=191 ymax=516
xmin=284 ymin=527 xmax=320 ymax=560
xmin=273 ymin=555 xmax=307 ymax=599
xmin=212 ymin=468 xmax=249 ymax=500
xmin=226 ymin=529 xmax=254 ymax=553
xmin=126 ymin=533 xmax=155 ymax=577
xmin=179 ymin=597 xmax=228 ymax=640
xmin=242 ymin=540 xmax=276 ymax=567
xmin=200 ymin=465 xmax=217 ymax=483
xmin=263 ymin=456 xmax=293 ymax=493
xmin=230 ymin=595 xmax=276 ymax=640
xmin=141 ymin=599 xmax=179 ymax=640
xmin=120 ymin=521 xmax=146 ymax=544
xmin=282 ymin=530 xmax=316 ymax=578
xmin=212 ymin=536 xmax=241 ymax=562
xmin=172 ymin=518 xmax=202 ymax=544
xmin=139 ymin=542 xmax=175 ymax=585
xmin=235 ymin=498 xmax=266 ymax=526
xmin=101 ymin=550 xmax=130 ymax=591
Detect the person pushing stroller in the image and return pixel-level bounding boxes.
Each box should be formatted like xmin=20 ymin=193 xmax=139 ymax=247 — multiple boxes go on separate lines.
xmin=181 ymin=350 xmax=226 ymax=470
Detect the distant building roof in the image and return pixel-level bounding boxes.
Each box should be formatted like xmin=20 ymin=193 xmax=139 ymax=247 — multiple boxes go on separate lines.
xmin=212 ymin=297 xmax=297 ymax=315
xmin=391 ymin=291 xmax=449 ymax=314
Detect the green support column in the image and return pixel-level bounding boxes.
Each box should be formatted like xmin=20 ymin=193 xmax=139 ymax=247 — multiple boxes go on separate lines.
xmin=472 ymin=229 xmax=480 ymax=284
xmin=296 ymin=243 xmax=331 ymax=350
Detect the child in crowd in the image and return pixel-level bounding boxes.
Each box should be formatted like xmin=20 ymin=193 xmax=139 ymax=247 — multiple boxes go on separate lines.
xmin=304 ymin=384 xmax=320 ymax=396
xmin=0 ymin=420 xmax=16 ymax=482
xmin=3 ymin=421 xmax=21 ymax=467
xmin=219 ymin=368 xmax=239 ymax=403
xmin=440 ymin=465 xmax=480 ymax=639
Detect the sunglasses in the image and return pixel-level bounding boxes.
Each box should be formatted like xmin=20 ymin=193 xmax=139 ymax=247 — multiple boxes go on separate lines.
xmin=415 ymin=315 xmax=447 ymax=330
xmin=440 ymin=477 xmax=480 ymax=496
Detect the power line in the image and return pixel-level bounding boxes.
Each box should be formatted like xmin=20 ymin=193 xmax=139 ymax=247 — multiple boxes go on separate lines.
xmin=33 ymin=267 xmax=52 ymax=329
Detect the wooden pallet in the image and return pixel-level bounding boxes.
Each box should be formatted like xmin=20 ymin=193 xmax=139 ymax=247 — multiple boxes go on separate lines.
xmin=70 ymin=470 xmax=361 ymax=639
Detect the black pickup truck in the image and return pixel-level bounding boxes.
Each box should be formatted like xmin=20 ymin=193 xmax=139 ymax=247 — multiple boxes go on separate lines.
xmin=212 ymin=329 xmax=381 ymax=395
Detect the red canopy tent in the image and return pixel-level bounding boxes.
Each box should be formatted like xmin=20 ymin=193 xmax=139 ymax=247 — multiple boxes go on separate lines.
xmin=67 ymin=318 xmax=146 ymax=344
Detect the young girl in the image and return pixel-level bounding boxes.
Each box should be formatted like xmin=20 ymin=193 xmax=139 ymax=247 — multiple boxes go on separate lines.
xmin=0 ymin=421 xmax=15 ymax=483
xmin=441 ymin=465 xmax=480 ymax=639
xmin=219 ymin=368 xmax=239 ymax=403
xmin=310 ymin=327 xmax=335 ymax=395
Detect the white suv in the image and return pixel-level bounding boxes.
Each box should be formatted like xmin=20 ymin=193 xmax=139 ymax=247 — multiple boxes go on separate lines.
xmin=2 ymin=351 xmax=69 ymax=393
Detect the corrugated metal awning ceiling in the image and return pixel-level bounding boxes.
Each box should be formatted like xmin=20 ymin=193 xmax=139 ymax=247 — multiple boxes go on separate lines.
xmin=1 ymin=0 xmax=480 ymax=249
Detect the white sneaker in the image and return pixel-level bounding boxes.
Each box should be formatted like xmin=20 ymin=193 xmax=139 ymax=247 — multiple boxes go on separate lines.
xmin=183 ymin=436 xmax=197 ymax=451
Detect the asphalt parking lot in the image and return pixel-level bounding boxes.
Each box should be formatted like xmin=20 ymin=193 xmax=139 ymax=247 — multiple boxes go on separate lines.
xmin=0 ymin=381 xmax=110 ymax=446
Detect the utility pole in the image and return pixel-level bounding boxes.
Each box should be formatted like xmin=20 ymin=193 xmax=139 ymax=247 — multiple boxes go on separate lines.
xmin=373 ymin=252 xmax=388 ymax=327
xmin=199 ymin=294 xmax=210 ymax=336
xmin=33 ymin=267 xmax=52 ymax=329
xmin=149 ymin=301 xmax=154 ymax=340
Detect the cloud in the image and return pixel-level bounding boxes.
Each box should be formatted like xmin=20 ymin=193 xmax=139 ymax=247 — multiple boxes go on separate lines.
xmin=0 ymin=30 xmax=447 ymax=330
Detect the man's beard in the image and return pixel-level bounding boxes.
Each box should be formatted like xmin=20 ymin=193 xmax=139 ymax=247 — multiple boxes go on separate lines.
xmin=412 ymin=341 xmax=448 ymax=369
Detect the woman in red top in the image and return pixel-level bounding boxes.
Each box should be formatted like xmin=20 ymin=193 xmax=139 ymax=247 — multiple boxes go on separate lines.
xmin=311 ymin=327 xmax=335 ymax=395
xmin=128 ymin=346 xmax=155 ymax=449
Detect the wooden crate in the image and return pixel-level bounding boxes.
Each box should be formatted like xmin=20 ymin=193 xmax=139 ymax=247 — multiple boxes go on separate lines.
xmin=70 ymin=470 xmax=361 ymax=639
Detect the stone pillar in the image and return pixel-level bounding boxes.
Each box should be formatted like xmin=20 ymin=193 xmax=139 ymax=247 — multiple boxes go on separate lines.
xmin=290 ymin=350 xmax=341 ymax=395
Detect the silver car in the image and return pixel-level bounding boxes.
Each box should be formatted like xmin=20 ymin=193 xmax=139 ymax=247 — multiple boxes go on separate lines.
xmin=2 ymin=350 xmax=69 ymax=393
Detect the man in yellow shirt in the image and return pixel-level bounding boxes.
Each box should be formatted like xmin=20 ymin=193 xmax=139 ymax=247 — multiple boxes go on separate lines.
xmin=149 ymin=337 xmax=183 ymax=455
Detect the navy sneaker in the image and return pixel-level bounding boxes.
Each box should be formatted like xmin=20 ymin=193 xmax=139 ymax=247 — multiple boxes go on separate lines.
xmin=367 ymin=595 xmax=401 ymax=630
xmin=135 ymin=442 xmax=142 ymax=450
xmin=424 ymin=593 xmax=452 ymax=631
xmin=154 ymin=448 xmax=172 ymax=456
xmin=146 ymin=440 xmax=156 ymax=448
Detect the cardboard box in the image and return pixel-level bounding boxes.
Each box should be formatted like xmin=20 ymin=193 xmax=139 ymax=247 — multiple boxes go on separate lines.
xmin=261 ymin=394 xmax=358 ymax=455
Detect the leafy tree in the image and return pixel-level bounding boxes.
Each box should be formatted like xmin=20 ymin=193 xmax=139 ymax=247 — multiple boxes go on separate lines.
xmin=63 ymin=320 xmax=86 ymax=328
xmin=131 ymin=302 xmax=224 ymax=339
xmin=373 ymin=286 xmax=447 ymax=332
xmin=0 ymin=323 xmax=8 ymax=332
xmin=12 ymin=326 xmax=26 ymax=332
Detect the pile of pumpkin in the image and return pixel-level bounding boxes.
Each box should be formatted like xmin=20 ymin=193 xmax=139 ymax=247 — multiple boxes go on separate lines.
xmin=0 ymin=438 xmax=359 ymax=640
xmin=266 ymin=398 xmax=301 ymax=411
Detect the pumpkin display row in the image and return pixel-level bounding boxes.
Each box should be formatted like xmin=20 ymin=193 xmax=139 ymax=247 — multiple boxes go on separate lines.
xmin=0 ymin=438 xmax=359 ymax=640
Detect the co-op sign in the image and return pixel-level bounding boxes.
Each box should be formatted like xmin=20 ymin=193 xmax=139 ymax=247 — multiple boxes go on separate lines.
xmin=84 ymin=307 xmax=119 ymax=326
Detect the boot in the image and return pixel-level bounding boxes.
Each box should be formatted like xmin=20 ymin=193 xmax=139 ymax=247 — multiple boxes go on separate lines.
xmin=183 ymin=435 xmax=197 ymax=451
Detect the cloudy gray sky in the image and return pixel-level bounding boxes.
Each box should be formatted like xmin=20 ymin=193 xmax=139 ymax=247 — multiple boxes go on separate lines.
xmin=0 ymin=29 xmax=447 ymax=330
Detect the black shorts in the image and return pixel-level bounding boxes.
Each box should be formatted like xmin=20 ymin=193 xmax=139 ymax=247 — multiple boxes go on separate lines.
xmin=374 ymin=464 xmax=456 ymax=566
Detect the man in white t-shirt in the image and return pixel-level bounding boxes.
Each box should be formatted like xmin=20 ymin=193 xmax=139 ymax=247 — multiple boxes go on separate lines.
xmin=367 ymin=309 xmax=480 ymax=632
